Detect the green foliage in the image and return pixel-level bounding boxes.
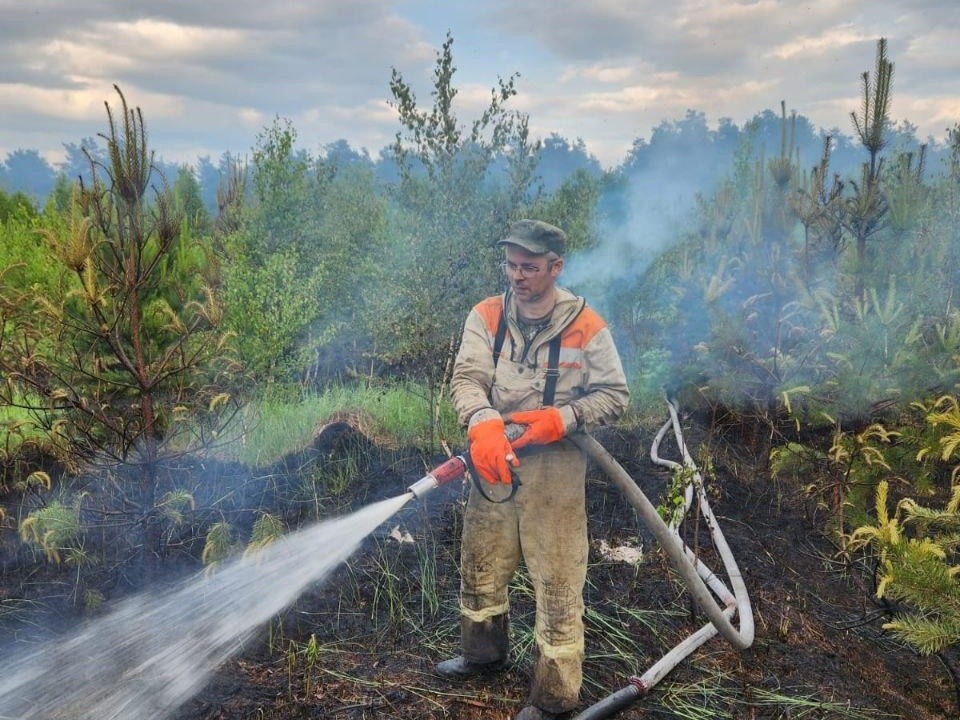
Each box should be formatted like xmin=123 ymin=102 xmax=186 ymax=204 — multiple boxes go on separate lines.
xmin=172 ymin=164 xmax=211 ymax=234
xmin=0 ymin=401 xmax=45 ymax=463
xmin=375 ymin=31 xmax=543 ymax=393
xmin=0 ymin=188 xmax=38 ymax=222
xmin=1 ymin=86 xmax=239 ymax=466
xmin=201 ymin=520 xmax=237 ymax=569
xmin=770 ymin=441 xmax=828 ymax=484
xmin=850 ymin=38 xmax=894 ymax=170
xmin=0 ymin=87 xmax=241 ymax=577
xmin=19 ymin=499 xmax=82 ymax=563
xmin=222 ymin=242 xmax=324 ymax=379
xmin=657 ymin=465 xmax=696 ymax=526
xmin=821 ymin=422 xmax=901 ymax=533
xmin=921 ymin=395 xmax=960 ymax=464
xmin=218 ymin=380 xmax=462 ymax=467
xmin=157 ymin=489 xmax=195 ymax=526
xmin=245 ymin=512 xmax=285 ymax=554
xmin=778 ymin=393 xmax=960 ymax=654
xmin=850 ymin=480 xmax=960 ymax=654
xmin=0 ymin=202 xmax=57 ymax=302
xmin=626 ymin=38 xmax=960 ymax=466
xmin=312 ymin=444 xmax=364 ymax=499
xmin=525 ymin=168 xmax=603 ymax=254
xmin=220 ymin=120 xmax=388 ymax=383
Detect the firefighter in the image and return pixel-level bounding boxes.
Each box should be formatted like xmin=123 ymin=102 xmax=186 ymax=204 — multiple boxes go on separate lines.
xmin=439 ymin=219 xmax=630 ymax=720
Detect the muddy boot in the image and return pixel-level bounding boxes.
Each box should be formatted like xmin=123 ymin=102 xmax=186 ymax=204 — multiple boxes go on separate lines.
xmin=435 ymin=655 xmax=507 ymax=679
xmin=514 ymin=706 xmax=558 ymax=720
xmin=436 ymin=613 xmax=509 ymax=679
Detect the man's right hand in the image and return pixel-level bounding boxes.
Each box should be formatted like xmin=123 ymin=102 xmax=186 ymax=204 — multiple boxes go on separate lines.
xmin=467 ymin=416 xmax=519 ymax=484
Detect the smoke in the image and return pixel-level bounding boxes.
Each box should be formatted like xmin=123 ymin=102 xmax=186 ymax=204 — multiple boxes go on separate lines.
xmin=560 ymin=116 xmax=959 ymax=423
xmin=564 ymin=179 xmax=699 ymax=297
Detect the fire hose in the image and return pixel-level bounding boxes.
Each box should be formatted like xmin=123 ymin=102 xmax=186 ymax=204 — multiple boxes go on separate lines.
xmin=406 ymin=400 xmax=753 ymax=718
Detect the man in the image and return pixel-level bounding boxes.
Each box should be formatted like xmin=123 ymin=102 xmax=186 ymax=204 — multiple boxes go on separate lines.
xmin=440 ymin=219 xmax=630 ymax=719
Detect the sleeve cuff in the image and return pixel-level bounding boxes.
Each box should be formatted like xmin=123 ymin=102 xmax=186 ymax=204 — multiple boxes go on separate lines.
xmin=559 ymin=404 xmax=580 ymax=435
xmin=468 ymin=407 xmax=503 ymax=429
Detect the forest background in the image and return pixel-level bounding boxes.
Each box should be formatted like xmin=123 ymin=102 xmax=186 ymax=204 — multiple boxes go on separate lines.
xmin=1 ymin=34 xmax=960 ymax=708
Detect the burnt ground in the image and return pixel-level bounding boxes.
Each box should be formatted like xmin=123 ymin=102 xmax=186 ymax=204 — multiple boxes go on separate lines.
xmin=175 ymin=422 xmax=956 ymax=720
xmin=2 ymin=418 xmax=958 ymax=719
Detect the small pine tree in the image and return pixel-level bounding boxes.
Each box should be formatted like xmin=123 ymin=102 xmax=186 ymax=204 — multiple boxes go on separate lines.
xmin=851 ymin=479 xmax=960 ymax=655
xmin=0 ymin=86 xmax=240 ymax=578
xmin=847 ymin=38 xmax=894 ymax=292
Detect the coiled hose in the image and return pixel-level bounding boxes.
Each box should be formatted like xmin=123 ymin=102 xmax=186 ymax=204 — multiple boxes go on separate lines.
xmin=570 ymin=400 xmax=754 ymax=719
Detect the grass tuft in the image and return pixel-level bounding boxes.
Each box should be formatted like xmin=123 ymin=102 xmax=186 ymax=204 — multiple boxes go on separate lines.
xmin=218 ymin=381 xmax=462 ymax=468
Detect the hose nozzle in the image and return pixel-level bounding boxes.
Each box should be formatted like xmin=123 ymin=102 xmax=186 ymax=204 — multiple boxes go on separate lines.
xmin=407 ymin=455 xmax=468 ymax=499
xmin=407 ymin=474 xmax=440 ymax=499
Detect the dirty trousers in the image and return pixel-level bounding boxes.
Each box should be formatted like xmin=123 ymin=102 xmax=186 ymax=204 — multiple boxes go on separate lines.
xmin=459 ymin=442 xmax=588 ymax=713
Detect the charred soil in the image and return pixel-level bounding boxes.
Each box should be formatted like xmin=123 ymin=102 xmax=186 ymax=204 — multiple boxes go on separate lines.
xmin=179 ymin=423 xmax=957 ymax=720
xmin=2 ymin=419 xmax=957 ymax=719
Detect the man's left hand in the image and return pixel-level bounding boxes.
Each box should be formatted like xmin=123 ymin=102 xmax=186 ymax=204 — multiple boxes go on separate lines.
xmin=507 ymin=407 xmax=566 ymax=449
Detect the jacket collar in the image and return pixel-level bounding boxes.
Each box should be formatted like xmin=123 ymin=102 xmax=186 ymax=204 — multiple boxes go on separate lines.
xmin=503 ymin=286 xmax=585 ymax=337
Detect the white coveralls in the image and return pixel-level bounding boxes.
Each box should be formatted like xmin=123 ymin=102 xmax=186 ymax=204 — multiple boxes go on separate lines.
xmin=450 ymin=286 xmax=629 ymax=713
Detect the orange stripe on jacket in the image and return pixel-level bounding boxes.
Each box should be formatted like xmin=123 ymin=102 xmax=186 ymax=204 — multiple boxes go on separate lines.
xmin=475 ymin=296 xmax=504 ymax=338
xmin=472 ymin=296 xmax=607 ymax=350
xmin=560 ymin=307 xmax=606 ymax=349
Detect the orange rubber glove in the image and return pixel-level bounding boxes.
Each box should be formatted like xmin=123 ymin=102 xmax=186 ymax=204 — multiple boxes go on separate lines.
xmin=468 ymin=416 xmax=519 ymax=485
xmin=508 ymin=407 xmax=566 ymax=450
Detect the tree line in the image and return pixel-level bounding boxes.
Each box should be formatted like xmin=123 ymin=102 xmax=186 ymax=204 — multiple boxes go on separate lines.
xmin=1 ymin=36 xmax=958 ymax=665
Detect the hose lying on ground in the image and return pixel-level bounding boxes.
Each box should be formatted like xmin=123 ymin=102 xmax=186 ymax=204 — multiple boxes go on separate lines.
xmin=569 ymin=399 xmax=754 ymax=720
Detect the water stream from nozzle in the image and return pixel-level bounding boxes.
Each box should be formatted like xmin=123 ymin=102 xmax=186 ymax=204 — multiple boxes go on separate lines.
xmin=0 ymin=493 xmax=411 ymax=720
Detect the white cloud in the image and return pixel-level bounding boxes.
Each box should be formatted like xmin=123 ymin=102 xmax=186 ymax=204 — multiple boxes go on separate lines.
xmin=110 ymin=19 xmax=249 ymax=59
xmin=0 ymin=1 xmax=957 ymax=170
xmin=897 ymin=96 xmax=960 ymax=134
xmin=560 ymin=63 xmax=641 ymax=84
xmin=769 ymin=25 xmax=871 ymax=61
xmin=237 ymin=108 xmax=267 ymax=127
xmin=0 ymin=83 xmax=106 ymax=123
xmin=578 ymin=84 xmax=693 ymax=114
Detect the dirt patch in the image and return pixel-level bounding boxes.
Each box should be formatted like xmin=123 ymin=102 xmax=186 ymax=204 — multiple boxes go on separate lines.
xmin=177 ymin=423 xmax=957 ymax=719
xmin=3 ymin=420 xmax=957 ymax=719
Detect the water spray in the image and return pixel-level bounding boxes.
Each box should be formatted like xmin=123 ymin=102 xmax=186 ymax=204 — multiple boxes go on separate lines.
xmin=0 ymin=407 xmax=750 ymax=720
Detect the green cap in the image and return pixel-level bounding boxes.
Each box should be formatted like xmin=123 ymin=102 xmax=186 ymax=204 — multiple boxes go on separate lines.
xmin=497 ymin=219 xmax=566 ymax=256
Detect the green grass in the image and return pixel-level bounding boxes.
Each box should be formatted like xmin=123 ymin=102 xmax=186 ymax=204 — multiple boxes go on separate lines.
xmin=0 ymin=399 xmax=47 ymax=458
xmin=218 ymin=381 xmax=463 ymax=468
xmin=653 ymin=675 xmax=899 ymax=719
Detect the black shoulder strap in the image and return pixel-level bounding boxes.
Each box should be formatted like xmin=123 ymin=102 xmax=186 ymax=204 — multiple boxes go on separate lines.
xmin=542 ymin=302 xmax=584 ymax=406
xmin=492 ymin=303 xmax=567 ymax=406
xmin=492 ymin=310 xmax=508 ymax=369
xmin=543 ymin=334 xmax=562 ymax=406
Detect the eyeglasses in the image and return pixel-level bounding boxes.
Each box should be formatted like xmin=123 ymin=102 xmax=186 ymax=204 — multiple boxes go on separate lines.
xmin=500 ymin=260 xmax=551 ymax=278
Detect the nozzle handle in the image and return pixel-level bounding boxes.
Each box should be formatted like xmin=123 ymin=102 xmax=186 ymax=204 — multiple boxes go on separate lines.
xmin=407 ymin=455 xmax=468 ymax=499
xmin=430 ymin=455 xmax=468 ymax=485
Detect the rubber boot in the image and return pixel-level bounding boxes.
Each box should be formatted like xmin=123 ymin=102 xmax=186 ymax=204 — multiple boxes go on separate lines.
xmin=514 ymin=707 xmax=558 ymax=720
xmin=436 ymin=613 xmax=509 ymax=678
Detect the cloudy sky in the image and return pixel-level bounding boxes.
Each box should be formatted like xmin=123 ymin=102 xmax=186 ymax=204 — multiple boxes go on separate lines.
xmin=2 ymin=0 xmax=958 ymax=170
